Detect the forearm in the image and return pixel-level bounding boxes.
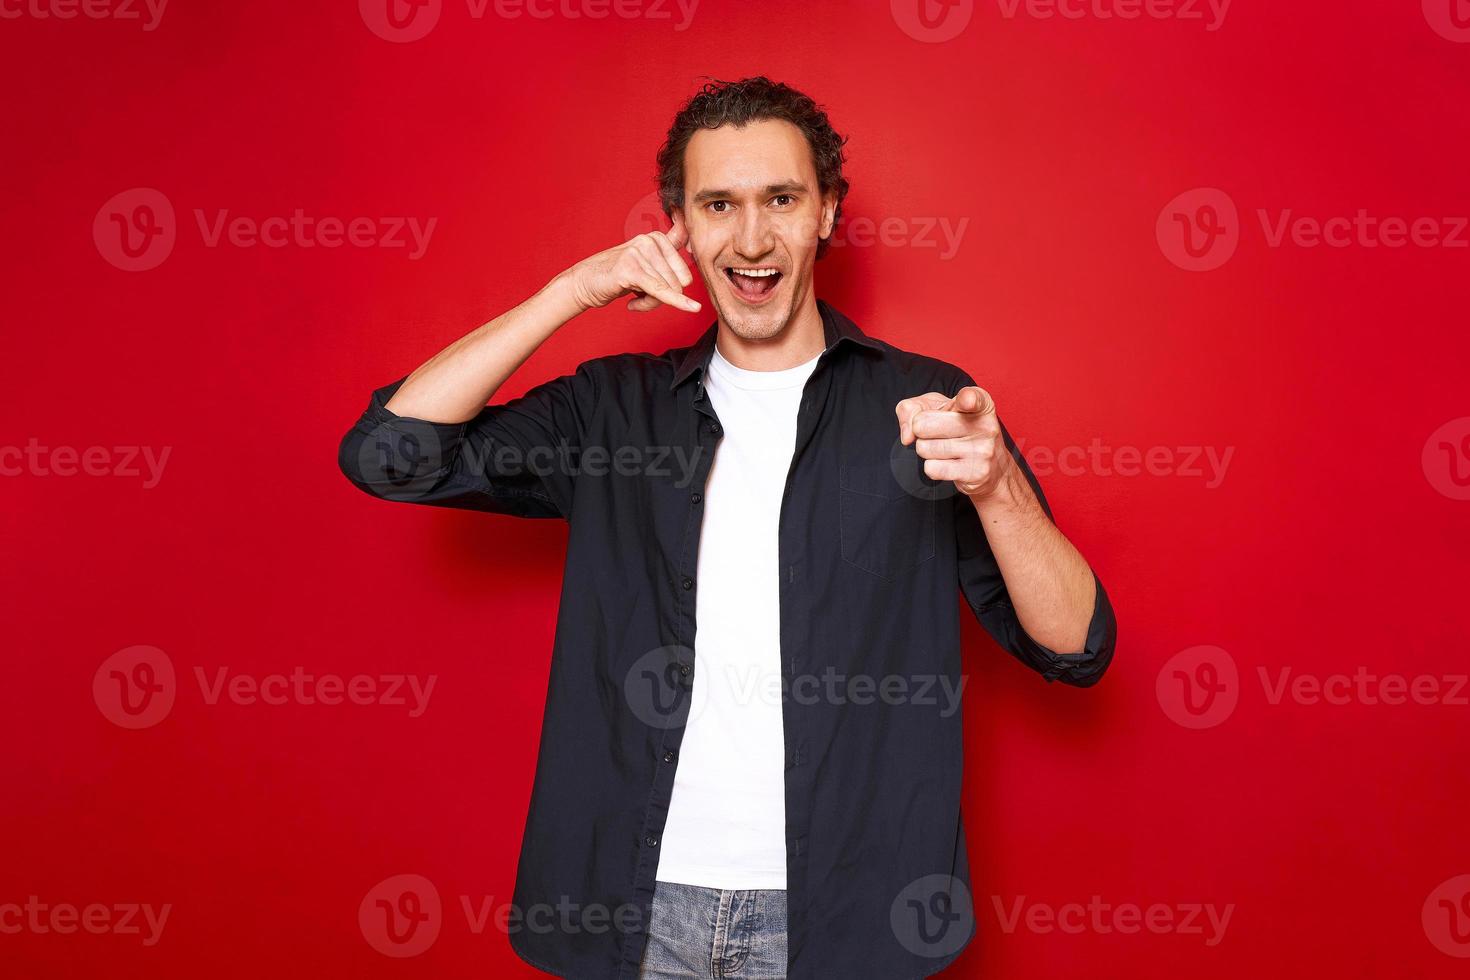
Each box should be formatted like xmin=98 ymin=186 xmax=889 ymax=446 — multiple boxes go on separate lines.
xmin=969 ymin=465 xmax=1096 ymax=654
xmin=383 ymin=271 xmax=586 ymax=423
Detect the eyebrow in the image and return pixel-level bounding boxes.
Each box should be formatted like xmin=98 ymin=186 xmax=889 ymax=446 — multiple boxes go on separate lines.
xmin=690 ymin=180 xmax=809 ymax=205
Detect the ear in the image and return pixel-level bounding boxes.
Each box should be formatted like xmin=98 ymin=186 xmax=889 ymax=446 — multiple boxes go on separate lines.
xmin=670 ymin=207 xmax=691 ymax=249
xmin=818 ymin=191 xmax=837 ymax=242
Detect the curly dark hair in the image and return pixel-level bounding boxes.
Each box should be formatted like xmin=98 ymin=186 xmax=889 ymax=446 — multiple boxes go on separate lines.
xmin=656 ymin=76 xmax=850 ymax=260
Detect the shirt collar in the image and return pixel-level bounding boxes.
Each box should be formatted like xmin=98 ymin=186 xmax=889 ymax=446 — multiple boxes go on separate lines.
xmin=670 ymin=298 xmax=883 ymax=391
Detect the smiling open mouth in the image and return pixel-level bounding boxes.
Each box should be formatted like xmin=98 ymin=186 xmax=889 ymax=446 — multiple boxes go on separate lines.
xmin=724 ymin=266 xmax=783 ymax=304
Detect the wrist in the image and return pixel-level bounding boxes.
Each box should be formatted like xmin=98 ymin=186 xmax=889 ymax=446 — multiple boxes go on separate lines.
xmin=541 ymin=268 xmax=592 ymax=320
xmin=966 ymin=458 xmax=1031 ymax=515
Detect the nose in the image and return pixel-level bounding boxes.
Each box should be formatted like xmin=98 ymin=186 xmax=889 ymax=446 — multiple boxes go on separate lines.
xmin=732 ymin=205 xmax=774 ymax=261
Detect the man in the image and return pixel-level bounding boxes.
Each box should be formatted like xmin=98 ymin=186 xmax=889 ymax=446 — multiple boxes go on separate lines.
xmin=339 ymin=76 xmax=1116 ymax=980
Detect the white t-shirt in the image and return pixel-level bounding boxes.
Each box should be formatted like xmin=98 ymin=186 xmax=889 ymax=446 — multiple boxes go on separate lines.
xmin=654 ymin=341 xmax=821 ymax=891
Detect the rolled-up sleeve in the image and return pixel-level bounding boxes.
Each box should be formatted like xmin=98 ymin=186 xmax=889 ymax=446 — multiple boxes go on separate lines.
xmin=337 ymin=364 xmax=599 ymax=520
xmin=953 ymin=413 xmax=1117 ymax=687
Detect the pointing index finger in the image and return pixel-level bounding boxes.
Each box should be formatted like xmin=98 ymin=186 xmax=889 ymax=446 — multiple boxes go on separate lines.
xmin=953 ymin=385 xmax=995 ymax=416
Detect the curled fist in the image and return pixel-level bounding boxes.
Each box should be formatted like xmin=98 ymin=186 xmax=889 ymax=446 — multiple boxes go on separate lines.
xmin=895 ymin=386 xmax=1010 ymax=498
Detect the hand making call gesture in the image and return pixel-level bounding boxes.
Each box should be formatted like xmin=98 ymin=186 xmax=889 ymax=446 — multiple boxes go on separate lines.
xmin=565 ymin=221 xmax=703 ymax=315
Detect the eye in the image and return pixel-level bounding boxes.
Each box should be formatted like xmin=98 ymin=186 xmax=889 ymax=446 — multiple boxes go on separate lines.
xmin=707 ymin=201 xmax=732 ymax=214
xmin=772 ymin=195 xmax=795 ymax=207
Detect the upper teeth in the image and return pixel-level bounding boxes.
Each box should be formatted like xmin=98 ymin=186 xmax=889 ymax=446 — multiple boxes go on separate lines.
xmin=731 ymin=268 xmax=779 ymax=277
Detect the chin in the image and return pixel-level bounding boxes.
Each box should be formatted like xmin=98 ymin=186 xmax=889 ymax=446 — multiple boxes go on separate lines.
xmin=724 ymin=312 xmax=789 ymax=342
xmin=712 ymin=290 xmax=797 ymax=342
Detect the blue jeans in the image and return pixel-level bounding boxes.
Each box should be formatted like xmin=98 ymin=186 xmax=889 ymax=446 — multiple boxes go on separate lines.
xmin=637 ymin=880 xmax=788 ymax=979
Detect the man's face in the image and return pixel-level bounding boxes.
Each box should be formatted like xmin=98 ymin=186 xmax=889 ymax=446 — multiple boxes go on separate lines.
xmin=674 ymin=118 xmax=835 ymax=343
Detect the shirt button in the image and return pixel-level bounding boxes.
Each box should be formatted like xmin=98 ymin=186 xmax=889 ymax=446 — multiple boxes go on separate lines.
xmin=663 ymin=750 xmax=676 ymax=763
xmin=708 ymin=422 xmax=722 ymax=436
xmin=691 ymin=492 xmax=702 ymax=505
xmin=678 ymin=663 xmax=692 ymax=676
xmin=681 ymin=577 xmax=694 ymax=591
xmin=645 ymin=835 xmax=659 ymax=847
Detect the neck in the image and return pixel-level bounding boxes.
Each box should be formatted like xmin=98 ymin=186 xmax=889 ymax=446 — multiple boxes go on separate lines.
xmin=715 ymin=295 xmax=825 ymax=372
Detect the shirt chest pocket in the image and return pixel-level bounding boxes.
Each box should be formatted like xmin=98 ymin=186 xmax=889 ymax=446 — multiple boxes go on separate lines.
xmin=838 ymin=461 xmax=937 ymax=580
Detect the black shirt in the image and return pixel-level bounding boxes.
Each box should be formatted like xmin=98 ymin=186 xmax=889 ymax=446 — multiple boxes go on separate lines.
xmin=337 ymin=298 xmax=1117 ymax=979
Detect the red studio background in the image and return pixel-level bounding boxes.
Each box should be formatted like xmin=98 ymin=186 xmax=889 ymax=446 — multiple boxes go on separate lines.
xmin=3 ymin=1 xmax=1469 ymax=977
